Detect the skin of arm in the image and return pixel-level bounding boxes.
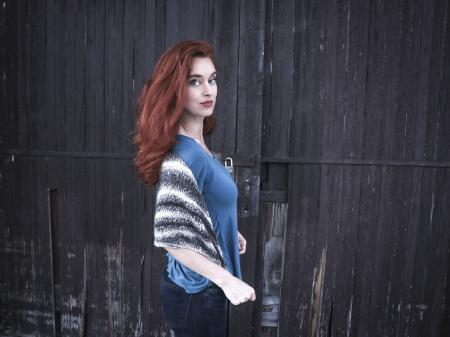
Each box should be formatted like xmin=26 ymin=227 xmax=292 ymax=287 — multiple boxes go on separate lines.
xmin=164 ymin=247 xmax=256 ymax=305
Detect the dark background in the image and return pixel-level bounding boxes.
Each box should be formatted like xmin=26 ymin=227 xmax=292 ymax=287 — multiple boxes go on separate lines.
xmin=0 ymin=0 xmax=449 ymax=336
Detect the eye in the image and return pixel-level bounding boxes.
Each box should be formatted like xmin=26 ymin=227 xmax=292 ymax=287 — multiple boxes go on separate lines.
xmin=189 ymin=79 xmax=200 ymax=86
xmin=209 ymin=77 xmax=217 ymax=84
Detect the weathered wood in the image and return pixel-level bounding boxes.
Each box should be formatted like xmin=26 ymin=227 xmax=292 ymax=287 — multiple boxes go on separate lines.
xmin=1 ymin=0 xmax=449 ymax=337
xmin=264 ymin=0 xmax=295 ymax=157
xmin=268 ymin=0 xmax=450 ymax=336
xmin=228 ymin=0 xmax=265 ymax=336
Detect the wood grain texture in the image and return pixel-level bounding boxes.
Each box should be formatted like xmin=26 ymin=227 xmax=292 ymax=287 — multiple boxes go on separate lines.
xmin=1 ymin=0 xmax=449 ymax=337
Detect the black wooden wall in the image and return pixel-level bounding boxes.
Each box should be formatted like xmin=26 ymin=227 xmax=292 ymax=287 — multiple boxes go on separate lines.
xmin=0 ymin=1 xmax=449 ymax=337
xmin=257 ymin=1 xmax=450 ymax=337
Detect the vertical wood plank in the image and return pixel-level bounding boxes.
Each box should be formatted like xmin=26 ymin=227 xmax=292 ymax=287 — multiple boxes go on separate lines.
xmin=264 ymin=0 xmax=295 ymax=157
xmin=229 ymin=0 xmax=265 ymax=336
xmin=210 ymin=0 xmax=240 ymax=151
xmin=1 ymin=1 xmax=450 ymax=337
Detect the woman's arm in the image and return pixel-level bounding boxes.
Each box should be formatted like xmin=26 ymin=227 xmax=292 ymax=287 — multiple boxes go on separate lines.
xmin=164 ymin=247 xmax=256 ymax=305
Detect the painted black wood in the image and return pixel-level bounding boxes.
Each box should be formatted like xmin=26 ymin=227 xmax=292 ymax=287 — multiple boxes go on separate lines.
xmin=1 ymin=0 xmax=449 ymax=337
xmin=262 ymin=0 xmax=450 ymax=337
xmin=227 ymin=0 xmax=265 ymax=337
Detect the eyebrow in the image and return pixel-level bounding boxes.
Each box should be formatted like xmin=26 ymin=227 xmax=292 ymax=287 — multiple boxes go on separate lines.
xmin=188 ymin=71 xmax=217 ymax=79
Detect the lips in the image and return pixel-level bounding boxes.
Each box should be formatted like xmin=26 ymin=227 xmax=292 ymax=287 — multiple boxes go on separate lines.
xmin=200 ymin=100 xmax=214 ymax=107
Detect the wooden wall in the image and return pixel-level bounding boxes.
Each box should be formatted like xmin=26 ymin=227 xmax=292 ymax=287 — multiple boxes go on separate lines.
xmin=0 ymin=0 xmax=449 ymax=337
xmin=258 ymin=0 xmax=450 ymax=336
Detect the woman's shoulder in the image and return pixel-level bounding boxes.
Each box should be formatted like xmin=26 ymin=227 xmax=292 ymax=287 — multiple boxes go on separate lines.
xmin=161 ymin=147 xmax=209 ymax=176
xmin=173 ymin=141 xmax=211 ymax=170
xmin=171 ymin=145 xmax=212 ymax=191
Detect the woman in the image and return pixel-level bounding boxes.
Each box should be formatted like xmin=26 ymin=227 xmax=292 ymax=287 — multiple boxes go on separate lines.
xmin=132 ymin=40 xmax=256 ymax=337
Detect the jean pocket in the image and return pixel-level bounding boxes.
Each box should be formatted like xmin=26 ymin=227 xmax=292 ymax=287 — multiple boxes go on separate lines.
xmin=160 ymin=281 xmax=193 ymax=328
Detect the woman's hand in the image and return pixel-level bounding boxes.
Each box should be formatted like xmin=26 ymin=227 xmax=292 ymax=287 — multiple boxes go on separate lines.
xmin=164 ymin=247 xmax=256 ymax=306
xmin=220 ymin=274 xmax=256 ymax=305
xmin=237 ymin=231 xmax=247 ymax=254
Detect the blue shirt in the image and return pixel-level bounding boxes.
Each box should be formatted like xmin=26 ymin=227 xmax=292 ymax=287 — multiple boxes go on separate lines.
xmin=165 ymin=134 xmax=243 ymax=293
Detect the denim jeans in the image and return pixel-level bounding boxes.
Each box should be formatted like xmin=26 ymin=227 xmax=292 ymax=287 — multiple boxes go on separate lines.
xmin=160 ymin=270 xmax=229 ymax=337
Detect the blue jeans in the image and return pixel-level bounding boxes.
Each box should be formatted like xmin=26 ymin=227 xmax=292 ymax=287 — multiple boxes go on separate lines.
xmin=160 ymin=270 xmax=229 ymax=337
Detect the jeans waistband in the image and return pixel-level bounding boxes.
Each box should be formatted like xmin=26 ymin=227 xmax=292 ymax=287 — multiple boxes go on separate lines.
xmin=162 ymin=270 xmax=222 ymax=292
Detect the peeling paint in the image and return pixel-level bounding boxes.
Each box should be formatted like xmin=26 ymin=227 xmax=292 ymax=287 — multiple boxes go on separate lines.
xmin=62 ymin=294 xmax=79 ymax=309
xmin=309 ymin=247 xmax=327 ymax=337
xmin=133 ymin=296 xmax=143 ymax=337
xmin=416 ymin=304 xmax=428 ymax=321
xmin=61 ymin=313 xmax=81 ymax=330
xmin=121 ymin=190 xmax=124 ymax=220
xmin=346 ymin=295 xmax=353 ymax=337
xmin=13 ymin=309 xmax=54 ymax=325
xmin=105 ymin=227 xmax=126 ymax=335
xmin=429 ymin=191 xmax=435 ymax=225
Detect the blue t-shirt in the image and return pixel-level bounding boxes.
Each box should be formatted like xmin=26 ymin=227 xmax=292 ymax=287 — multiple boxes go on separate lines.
xmin=165 ymin=134 xmax=243 ymax=293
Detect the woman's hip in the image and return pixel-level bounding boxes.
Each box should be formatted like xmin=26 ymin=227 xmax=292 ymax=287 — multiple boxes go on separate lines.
xmin=160 ymin=271 xmax=229 ymax=337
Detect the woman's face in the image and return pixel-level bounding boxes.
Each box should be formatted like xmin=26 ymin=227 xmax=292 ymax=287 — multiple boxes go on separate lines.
xmin=183 ymin=57 xmax=217 ymax=118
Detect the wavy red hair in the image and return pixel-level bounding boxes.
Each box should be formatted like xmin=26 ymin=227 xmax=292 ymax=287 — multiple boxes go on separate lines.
xmin=132 ymin=40 xmax=217 ymax=186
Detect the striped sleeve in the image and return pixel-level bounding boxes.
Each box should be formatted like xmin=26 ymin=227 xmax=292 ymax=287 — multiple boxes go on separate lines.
xmin=153 ymin=152 xmax=224 ymax=266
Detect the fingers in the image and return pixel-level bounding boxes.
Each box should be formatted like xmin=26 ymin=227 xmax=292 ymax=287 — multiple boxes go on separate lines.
xmin=222 ymin=276 xmax=256 ymax=305
xmin=229 ymin=287 xmax=256 ymax=305
xmin=238 ymin=237 xmax=247 ymax=254
xmin=230 ymin=296 xmax=254 ymax=305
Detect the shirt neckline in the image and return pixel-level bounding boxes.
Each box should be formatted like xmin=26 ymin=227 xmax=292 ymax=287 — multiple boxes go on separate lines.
xmin=176 ymin=134 xmax=214 ymax=159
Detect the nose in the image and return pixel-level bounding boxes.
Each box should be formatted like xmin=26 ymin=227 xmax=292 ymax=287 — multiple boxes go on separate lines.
xmin=203 ymin=82 xmax=213 ymax=96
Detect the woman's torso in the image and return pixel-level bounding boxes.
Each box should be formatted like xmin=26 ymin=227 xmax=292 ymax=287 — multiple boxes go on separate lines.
xmin=165 ymin=134 xmax=243 ymax=293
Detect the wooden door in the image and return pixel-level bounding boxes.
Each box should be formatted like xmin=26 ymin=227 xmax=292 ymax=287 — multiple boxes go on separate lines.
xmin=1 ymin=1 xmax=450 ymax=337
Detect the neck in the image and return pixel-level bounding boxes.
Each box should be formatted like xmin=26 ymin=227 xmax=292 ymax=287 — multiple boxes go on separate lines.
xmin=178 ymin=119 xmax=204 ymax=142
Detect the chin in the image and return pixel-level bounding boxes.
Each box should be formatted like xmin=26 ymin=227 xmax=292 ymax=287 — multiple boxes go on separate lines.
xmin=184 ymin=109 xmax=213 ymax=119
xmin=199 ymin=108 xmax=215 ymax=117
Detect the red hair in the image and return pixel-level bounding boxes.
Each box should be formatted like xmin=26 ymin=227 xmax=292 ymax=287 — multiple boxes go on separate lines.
xmin=132 ymin=40 xmax=217 ymax=186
